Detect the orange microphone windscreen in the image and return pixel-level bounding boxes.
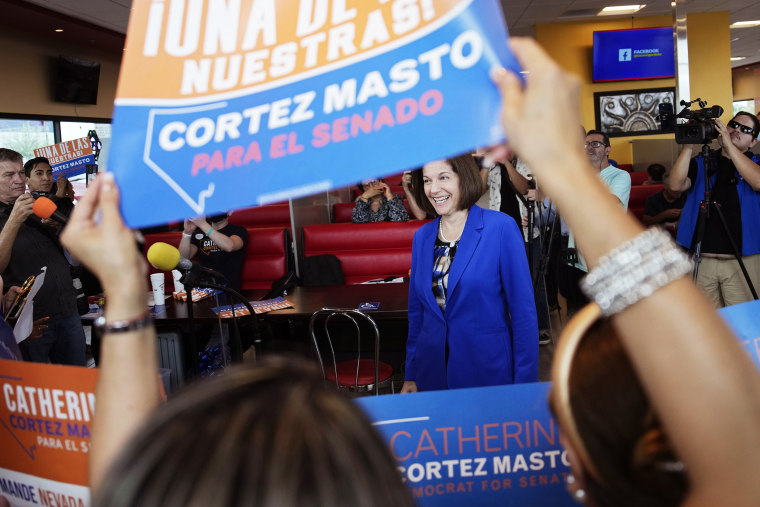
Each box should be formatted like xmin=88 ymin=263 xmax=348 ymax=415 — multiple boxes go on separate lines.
xmin=32 ymin=196 xmax=57 ymax=219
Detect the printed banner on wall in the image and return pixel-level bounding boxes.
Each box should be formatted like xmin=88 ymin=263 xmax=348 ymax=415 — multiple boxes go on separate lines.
xmin=109 ymin=0 xmax=519 ymax=228
xmin=0 ymin=360 xmax=96 ymax=506
xmin=357 ymin=382 xmax=575 ymax=506
xmin=33 ymin=138 xmax=95 ymax=179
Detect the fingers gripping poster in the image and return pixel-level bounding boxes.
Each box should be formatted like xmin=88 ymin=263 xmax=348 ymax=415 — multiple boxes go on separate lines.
xmin=109 ymin=0 xmax=519 ymax=227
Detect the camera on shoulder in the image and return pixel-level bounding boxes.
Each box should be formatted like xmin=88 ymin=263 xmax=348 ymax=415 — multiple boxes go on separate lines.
xmin=658 ymin=98 xmax=723 ymax=145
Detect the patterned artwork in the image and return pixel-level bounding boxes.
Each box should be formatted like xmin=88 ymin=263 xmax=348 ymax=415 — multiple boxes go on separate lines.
xmin=594 ymin=87 xmax=675 ymax=137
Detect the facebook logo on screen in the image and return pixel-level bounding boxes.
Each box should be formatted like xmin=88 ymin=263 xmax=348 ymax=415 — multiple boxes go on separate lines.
xmin=619 ymin=48 xmax=632 ymax=61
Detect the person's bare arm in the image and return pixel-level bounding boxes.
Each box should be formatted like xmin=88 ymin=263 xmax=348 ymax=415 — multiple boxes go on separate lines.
xmin=179 ymin=219 xmax=199 ymax=259
xmin=503 ymin=159 xmax=531 ymax=195
xmin=0 ymin=194 xmax=34 ymax=273
xmin=669 ymin=146 xmax=697 ymax=192
xmin=60 ymin=173 xmax=161 ymax=492
xmin=641 ymin=208 xmax=681 ymax=226
xmin=494 ymin=38 xmax=760 ymax=506
xmin=402 ymin=172 xmax=427 ymax=220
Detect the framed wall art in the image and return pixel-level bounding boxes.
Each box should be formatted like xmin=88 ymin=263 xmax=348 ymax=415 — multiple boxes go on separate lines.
xmin=594 ymin=87 xmax=675 ymax=137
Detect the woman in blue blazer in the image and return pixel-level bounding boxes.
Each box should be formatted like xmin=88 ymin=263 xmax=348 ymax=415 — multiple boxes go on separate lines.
xmin=401 ymin=155 xmax=538 ymax=392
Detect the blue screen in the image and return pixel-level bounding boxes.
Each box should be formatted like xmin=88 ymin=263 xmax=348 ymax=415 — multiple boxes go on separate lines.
xmin=593 ymin=27 xmax=675 ymax=82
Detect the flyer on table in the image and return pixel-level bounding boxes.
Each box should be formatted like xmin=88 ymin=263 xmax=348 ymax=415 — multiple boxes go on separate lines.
xmin=109 ymin=0 xmax=520 ymax=227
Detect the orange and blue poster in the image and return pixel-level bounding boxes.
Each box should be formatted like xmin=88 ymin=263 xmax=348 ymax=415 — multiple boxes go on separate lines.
xmin=109 ymin=0 xmax=520 ymax=227
xmin=33 ymin=138 xmax=95 ymax=180
xmin=0 ymin=360 xmax=96 ymax=506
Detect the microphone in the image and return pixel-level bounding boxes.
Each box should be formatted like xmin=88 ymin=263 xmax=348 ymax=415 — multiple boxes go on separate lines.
xmin=146 ymin=242 xmax=226 ymax=281
xmin=32 ymin=196 xmax=68 ymax=225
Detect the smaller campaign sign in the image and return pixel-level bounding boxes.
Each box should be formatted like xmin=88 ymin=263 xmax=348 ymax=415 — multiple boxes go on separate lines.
xmin=357 ymin=382 xmax=574 ymax=506
xmin=720 ymin=299 xmax=760 ymax=371
xmin=0 ymin=359 xmax=97 ymax=506
xmin=33 ymin=137 xmax=95 ymax=179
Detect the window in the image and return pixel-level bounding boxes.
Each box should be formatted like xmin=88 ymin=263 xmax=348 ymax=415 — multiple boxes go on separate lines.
xmin=0 ymin=118 xmax=55 ymax=161
xmin=0 ymin=115 xmax=111 ymax=197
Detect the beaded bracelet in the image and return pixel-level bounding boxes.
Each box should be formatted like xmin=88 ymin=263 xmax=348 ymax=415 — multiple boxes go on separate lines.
xmin=579 ymin=228 xmax=693 ymax=317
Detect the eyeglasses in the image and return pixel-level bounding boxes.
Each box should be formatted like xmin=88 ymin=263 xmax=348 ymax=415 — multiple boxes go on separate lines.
xmin=584 ymin=141 xmax=607 ymax=149
xmin=728 ymin=120 xmax=756 ymax=136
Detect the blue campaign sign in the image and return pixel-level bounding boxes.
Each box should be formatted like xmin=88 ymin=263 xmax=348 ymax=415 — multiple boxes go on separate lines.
xmin=109 ymin=0 xmax=519 ymax=228
xmin=720 ymin=299 xmax=760 ymax=371
xmin=356 ymin=382 xmax=575 ymax=506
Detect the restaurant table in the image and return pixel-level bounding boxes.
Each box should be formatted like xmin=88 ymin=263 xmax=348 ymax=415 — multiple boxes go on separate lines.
xmin=89 ymin=283 xmax=410 ymax=380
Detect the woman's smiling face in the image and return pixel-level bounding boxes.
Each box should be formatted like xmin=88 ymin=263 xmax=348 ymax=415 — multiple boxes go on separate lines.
xmin=422 ymin=160 xmax=460 ymax=217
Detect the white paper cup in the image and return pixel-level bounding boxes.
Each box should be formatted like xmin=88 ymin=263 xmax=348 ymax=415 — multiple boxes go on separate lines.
xmin=150 ymin=273 xmax=165 ymax=306
xmin=172 ymin=270 xmax=184 ymax=293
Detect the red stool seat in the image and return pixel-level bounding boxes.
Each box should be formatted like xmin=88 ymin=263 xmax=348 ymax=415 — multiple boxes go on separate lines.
xmin=326 ymin=359 xmax=393 ymax=387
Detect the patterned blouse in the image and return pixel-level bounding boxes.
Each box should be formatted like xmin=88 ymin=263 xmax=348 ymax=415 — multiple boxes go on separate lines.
xmin=351 ymin=195 xmax=409 ymax=223
xmin=432 ymin=236 xmax=458 ymax=313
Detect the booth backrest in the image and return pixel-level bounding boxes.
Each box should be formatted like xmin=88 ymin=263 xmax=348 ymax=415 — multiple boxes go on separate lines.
xmin=333 ymin=200 xmax=415 ymax=223
xmin=628 ymin=184 xmax=664 ymax=222
xmin=142 ymin=228 xmax=290 ymax=291
xmin=240 ymin=227 xmax=291 ymax=290
xmin=142 ymin=231 xmax=183 ymax=292
xmin=303 ymin=221 xmax=430 ymax=284
xmin=629 ymin=171 xmax=649 ymax=185
xmin=229 ymin=203 xmax=291 ymax=230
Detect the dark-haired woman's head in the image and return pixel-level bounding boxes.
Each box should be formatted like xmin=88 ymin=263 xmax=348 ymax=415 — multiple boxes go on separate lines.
xmin=410 ymin=154 xmax=483 ymax=217
xmin=95 ymin=357 xmax=413 ymax=507
xmin=550 ymin=308 xmax=688 ymax=507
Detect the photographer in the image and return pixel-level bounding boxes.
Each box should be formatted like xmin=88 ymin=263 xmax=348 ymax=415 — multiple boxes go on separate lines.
xmin=670 ymin=112 xmax=760 ymax=307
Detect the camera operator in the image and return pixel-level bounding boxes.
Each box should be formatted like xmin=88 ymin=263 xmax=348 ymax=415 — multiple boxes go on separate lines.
xmin=670 ymin=112 xmax=760 ymax=307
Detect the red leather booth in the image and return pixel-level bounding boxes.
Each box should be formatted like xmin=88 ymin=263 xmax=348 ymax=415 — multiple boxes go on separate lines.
xmin=628 ymin=184 xmax=664 ymax=222
xmin=143 ymin=226 xmax=290 ymax=292
xmin=302 ymin=221 xmax=430 ymax=284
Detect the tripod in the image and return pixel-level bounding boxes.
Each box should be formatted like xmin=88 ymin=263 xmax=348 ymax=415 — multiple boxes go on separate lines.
xmin=690 ymin=144 xmax=758 ymax=300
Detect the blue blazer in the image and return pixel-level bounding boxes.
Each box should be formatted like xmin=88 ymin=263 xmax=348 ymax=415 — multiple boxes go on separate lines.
xmin=405 ymin=205 xmax=539 ymax=391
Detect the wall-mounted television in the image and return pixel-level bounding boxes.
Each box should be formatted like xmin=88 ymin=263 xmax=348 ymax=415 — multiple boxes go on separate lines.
xmin=53 ymin=56 xmax=101 ymax=105
xmin=592 ymin=27 xmax=675 ymax=82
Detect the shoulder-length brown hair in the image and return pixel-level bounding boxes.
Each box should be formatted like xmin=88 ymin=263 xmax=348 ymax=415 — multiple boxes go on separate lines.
xmin=410 ymin=154 xmax=484 ymax=217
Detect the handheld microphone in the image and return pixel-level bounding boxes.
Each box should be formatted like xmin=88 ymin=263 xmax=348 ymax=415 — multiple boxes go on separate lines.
xmin=32 ymin=196 xmax=68 ymax=225
xmin=146 ymin=242 xmax=226 ymax=281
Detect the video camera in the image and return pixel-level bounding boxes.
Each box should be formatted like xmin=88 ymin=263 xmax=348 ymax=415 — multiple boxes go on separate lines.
xmin=658 ymin=98 xmax=724 ymax=145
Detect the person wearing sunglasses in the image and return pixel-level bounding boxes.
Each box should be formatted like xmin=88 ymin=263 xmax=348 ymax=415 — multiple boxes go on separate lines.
xmin=560 ymin=130 xmax=631 ymax=316
xmin=670 ymin=111 xmax=760 ymax=307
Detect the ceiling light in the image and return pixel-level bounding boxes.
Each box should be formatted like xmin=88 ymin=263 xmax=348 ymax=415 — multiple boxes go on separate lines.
xmin=54 ymin=28 xmax=63 ymax=32
xmin=731 ymin=20 xmax=760 ymax=28
xmin=730 ymin=57 xmax=746 ymax=61
xmin=598 ymin=5 xmax=646 ymax=16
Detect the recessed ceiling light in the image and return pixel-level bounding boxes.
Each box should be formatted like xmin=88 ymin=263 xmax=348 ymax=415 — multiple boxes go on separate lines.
xmin=730 ymin=57 xmax=746 ymax=61
xmin=598 ymin=5 xmax=646 ymax=16
xmin=731 ymin=20 xmax=760 ymax=28
xmin=54 ymin=28 xmax=63 ymax=32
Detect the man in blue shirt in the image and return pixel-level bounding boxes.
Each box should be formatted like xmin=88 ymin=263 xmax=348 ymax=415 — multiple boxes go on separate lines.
xmin=560 ymin=130 xmax=631 ymax=315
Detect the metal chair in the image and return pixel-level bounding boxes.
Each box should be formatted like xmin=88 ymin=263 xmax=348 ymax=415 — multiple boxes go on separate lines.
xmin=309 ymin=308 xmax=394 ymax=395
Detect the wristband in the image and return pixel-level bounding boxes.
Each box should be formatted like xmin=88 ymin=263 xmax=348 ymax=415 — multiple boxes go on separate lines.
xmin=94 ymin=312 xmax=153 ymax=335
xmin=206 ymin=227 xmax=214 ymax=236
xmin=182 ymin=232 xmax=192 ymax=238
